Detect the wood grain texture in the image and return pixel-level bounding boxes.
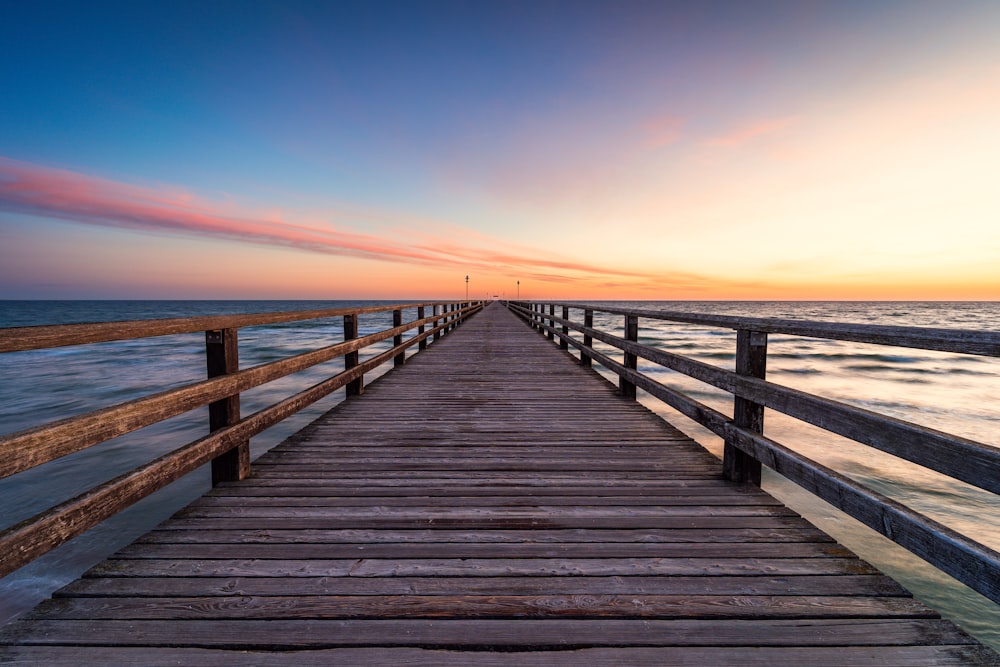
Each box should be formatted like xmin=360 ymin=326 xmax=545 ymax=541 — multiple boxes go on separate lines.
xmin=0 ymin=311 xmax=483 ymax=578
xmin=511 ymin=302 xmax=1000 ymax=604
xmin=514 ymin=300 xmax=1000 ymax=357
xmin=1 ymin=645 xmax=997 ymax=666
xmin=1 ymin=302 xmax=994 ymax=665
xmin=0 ymin=306 xmax=481 ymax=481
xmin=510 ymin=301 xmax=1000 ymax=495
xmin=0 ymin=301 xmax=481 ymax=353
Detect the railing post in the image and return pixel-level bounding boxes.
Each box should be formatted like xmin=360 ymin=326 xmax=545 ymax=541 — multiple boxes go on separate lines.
xmin=724 ymin=329 xmax=767 ymax=485
xmin=582 ymin=309 xmax=593 ymax=368
xmin=344 ymin=313 xmax=363 ymax=396
xmin=620 ymin=315 xmax=638 ymax=399
xmin=548 ymin=304 xmax=555 ymax=341
xmin=206 ymin=328 xmax=249 ymax=485
xmin=393 ymin=309 xmax=404 ymax=367
xmin=418 ymin=306 xmax=427 ymax=351
xmin=433 ymin=305 xmax=441 ymax=341
xmin=560 ymin=305 xmax=569 ymax=350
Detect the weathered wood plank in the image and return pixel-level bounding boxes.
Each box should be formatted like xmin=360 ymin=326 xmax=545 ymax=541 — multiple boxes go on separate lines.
xmin=30 ymin=594 xmax=936 ymax=621
xmin=207 ymin=481 xmax=769 ymax=496
xmin=0 ymin=618 xmax=977 ymax=648
xmin=3 ymin=645 xmax=996 ymax=667
xmin=523 ymin=300 xmax=1000 ymax=357
xmin=192 ymin=487 xmax=786 ymax=503
xmin=83 ymin=556 xmax=880 ymax=578
xmin=0 ymin=301 xmax=474 ymax=352
xmin=59 ymin=574 xmax=909 ymax=598
xmin=0 ymin=309 xmax=469 ymax=481
xmin=111 ymin=541 xmax=854 ymax=560
xmin=152 ymin=515 xmax=881 ymax=531
xmin=170 ymin=506 xmax=800 ymax=520
xmin=188 ymin=494 xmax=786 ymax=508
xmin=133 ymin=527 xmax=835 ymax=544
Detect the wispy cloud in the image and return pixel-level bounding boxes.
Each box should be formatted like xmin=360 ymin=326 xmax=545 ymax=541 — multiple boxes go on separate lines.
xmin=706 ymin=116 xmax=798 ymax=147
xmin=0 ymin=156 xmax=663 ymax=284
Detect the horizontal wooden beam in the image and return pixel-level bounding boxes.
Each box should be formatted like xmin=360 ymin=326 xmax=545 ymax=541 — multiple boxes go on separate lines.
xmin=513 ymin=301 xmax=1000 ymax=357
xmin=0 ymin=314 xmax=461 ymax=578
xmin=0 ymin=301 xmax=482 ymax=353
xmin=512 ymin=303 xmax=1000 ymax=496
xmin=506 ymin=301 xmax=1000 ymax=605
xmin=0 ymin=307 xmax=480 ymax=481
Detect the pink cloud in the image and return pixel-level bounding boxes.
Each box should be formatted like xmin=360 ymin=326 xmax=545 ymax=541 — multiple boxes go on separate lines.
xmin=0 ymin=156 xmax=651 ymax=282
xmin=707 ymin=115 xmax=798 ymax=147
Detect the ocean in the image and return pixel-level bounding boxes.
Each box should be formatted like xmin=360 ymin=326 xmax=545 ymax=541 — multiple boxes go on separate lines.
xmin=1 ymin=300 xmax=998 ymax=649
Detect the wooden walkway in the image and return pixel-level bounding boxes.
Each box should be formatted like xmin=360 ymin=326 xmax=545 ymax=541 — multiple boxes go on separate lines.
xmin=1 ymin=302 xmax=996 ymax=665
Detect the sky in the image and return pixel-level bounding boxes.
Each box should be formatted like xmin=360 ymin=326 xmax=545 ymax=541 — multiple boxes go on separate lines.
xmin=1 ymin=1 xmax=998 ymax=301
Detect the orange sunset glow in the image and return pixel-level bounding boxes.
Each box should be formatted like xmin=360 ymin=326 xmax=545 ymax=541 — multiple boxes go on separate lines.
xmin=1 ymin=3 xmax=998 ymax=300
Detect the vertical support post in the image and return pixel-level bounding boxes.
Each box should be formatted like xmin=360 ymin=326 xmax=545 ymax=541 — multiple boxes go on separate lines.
xmin=206 ymin=328 xmax=249 ymax=485
xmin=433 ymin=305 xmax=441 ymax=341
xmin=393 ymin=309 xmax=404 ymax=367
xmin=560 ymin=305 xmax=569 ymax=350
xmin=547 ymin=304 xmax=555 ymax=341
xmin=418 ymin=306 xmax=427 ymax=351
xmin=344 ymin=314 xmax=362 ymax=396
xmin=723 ymin=330 xmax=767 ymax=485
xmin=581 ymin=309 xmax=593 ymax=368
xmin=620 ymin=314 xmax=638 ymax=399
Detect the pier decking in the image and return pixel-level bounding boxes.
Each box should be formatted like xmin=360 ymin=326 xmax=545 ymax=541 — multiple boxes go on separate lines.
xmin=1 ymin=303 xmax=996 ymax=665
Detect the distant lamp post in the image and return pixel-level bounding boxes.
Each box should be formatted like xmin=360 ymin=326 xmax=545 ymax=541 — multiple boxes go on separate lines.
xmin=517 ymin=280 xmax=520 ymax=299
xmin=465 ymin=275 xmax=469 ymax=301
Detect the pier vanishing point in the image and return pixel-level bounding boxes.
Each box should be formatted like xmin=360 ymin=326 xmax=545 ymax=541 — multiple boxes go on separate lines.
xmin=1 ymin=301 xmax=998 ymax=665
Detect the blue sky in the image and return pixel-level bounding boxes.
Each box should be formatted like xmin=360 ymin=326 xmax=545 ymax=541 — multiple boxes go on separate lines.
xmin=2 ymin=1 xmax=999 ymax=299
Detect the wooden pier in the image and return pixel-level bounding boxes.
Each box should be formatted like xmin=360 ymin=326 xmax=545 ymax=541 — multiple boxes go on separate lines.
xmin=1 ymin=302 xmax=998 ymax=665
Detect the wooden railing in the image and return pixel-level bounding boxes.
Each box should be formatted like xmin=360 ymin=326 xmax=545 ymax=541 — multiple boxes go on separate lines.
xmin=505 ymin=300 xmax=1000 ymax=605
xmin=0 ymin=300 xmax=484 ymax=578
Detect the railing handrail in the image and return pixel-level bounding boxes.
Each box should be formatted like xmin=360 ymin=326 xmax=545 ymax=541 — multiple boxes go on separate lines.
xmin=511 ymin=300 xmax=1000 ymax=357
xmin=0 ymin=300 xmax=485 ymax=579
xmin=0 ymin=300 xmax=468 ymax=353
xmin=503 ymin=299 xmax=1000 ymax=606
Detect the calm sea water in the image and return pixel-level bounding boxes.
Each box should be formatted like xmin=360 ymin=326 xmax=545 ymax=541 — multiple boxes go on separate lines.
xmin=1 ymin=300 xmax=998 ymax=649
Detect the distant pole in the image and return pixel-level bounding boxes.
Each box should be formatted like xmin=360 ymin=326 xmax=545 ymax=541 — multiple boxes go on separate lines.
xmin=517 ymin=281 xmax=520 ymax=299
xmin=465 ymin=275 xmax=469 ymax=301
